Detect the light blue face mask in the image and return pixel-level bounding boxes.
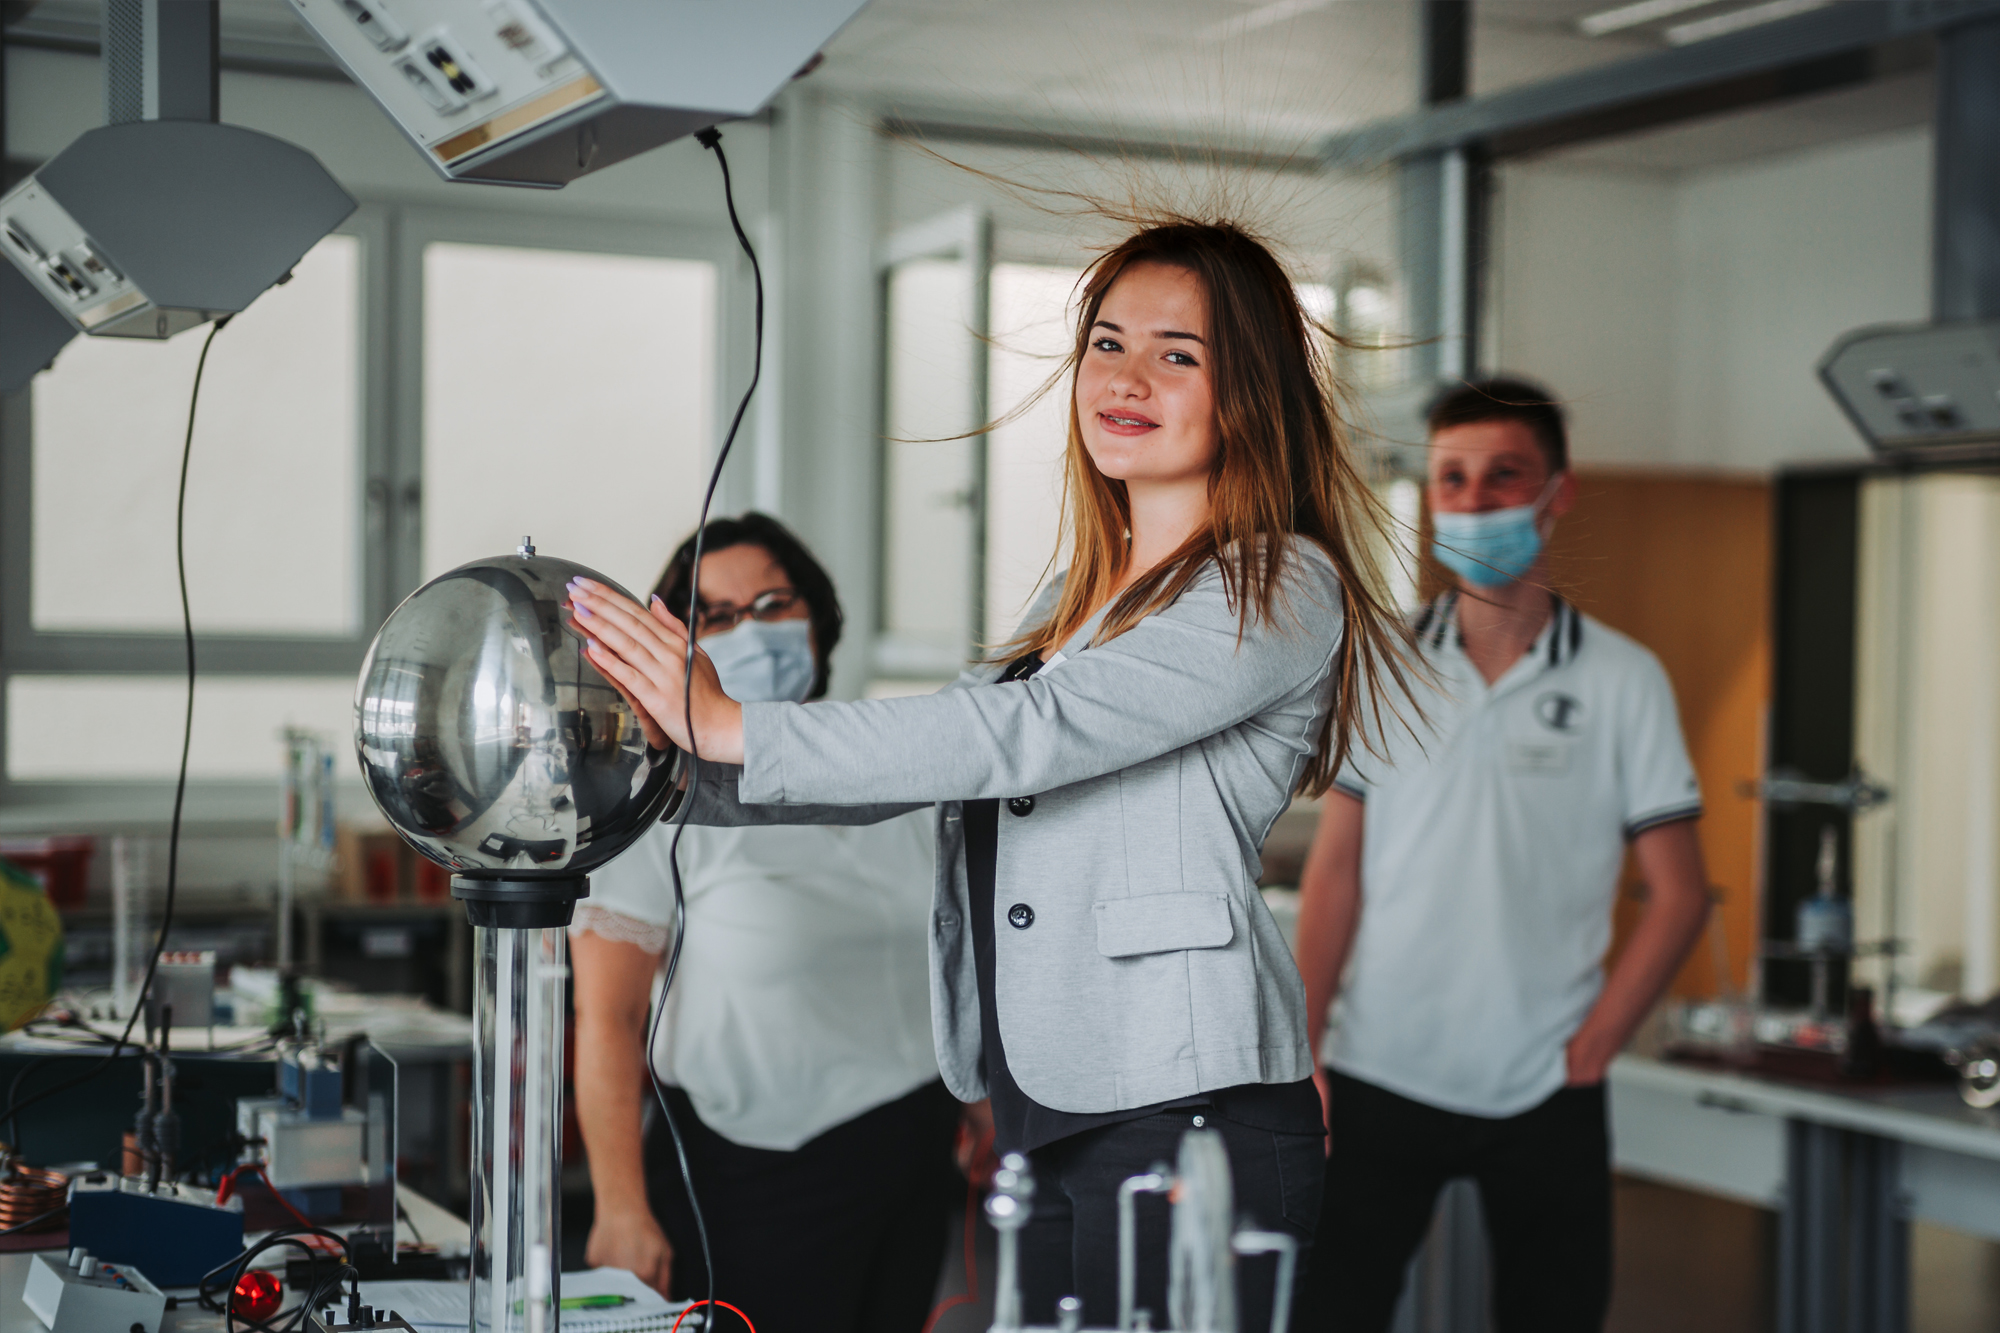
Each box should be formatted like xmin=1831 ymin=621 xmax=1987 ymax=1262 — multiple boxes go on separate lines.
xmin=1430 ymin=477 xmax=1561 ymax=588
xmin=700 ymin=618 xmax=816 ymax=703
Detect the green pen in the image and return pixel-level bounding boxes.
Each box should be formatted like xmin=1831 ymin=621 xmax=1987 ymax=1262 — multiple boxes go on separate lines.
xmin=513 ymin=1294 xmax=635 ymax=1312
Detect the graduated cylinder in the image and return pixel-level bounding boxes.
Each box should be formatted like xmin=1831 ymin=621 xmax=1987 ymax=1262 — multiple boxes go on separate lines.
xmin=470 ymin=925 xmax=568 ymax=1333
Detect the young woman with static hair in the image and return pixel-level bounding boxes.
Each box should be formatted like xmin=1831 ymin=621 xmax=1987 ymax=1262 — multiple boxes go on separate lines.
xmin=569 ymin=221 xmax=1414 ymax=1329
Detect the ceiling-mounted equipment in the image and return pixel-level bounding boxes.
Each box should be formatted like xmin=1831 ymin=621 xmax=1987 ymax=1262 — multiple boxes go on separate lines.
xmin=282 ymin=0 xmax=870 ymax=187
xmin=1819 ymin=321 xmax=2000 ymax=461
xmin=0 ymin=0 xmax=356 ymax=393
xmin=0 ymin=261 xmax=81 ymax=393
xmin=0 ymin=123 xmax=357 ymax=343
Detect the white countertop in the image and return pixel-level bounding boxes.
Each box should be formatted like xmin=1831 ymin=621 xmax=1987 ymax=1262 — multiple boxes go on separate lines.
xmin=1611 ymin=1052 xmax=2000 ymax=1161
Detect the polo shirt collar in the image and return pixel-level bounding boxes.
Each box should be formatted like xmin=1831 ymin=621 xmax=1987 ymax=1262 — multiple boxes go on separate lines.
xmin=1417 ymin=590 xmax=1584 ymax=688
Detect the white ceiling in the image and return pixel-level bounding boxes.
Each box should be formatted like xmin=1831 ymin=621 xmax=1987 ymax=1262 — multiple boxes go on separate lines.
xmin=2 ymin=0 xmax=1933 ymax=173
xmin=809 ymin=0 xmax=1669 ymax=145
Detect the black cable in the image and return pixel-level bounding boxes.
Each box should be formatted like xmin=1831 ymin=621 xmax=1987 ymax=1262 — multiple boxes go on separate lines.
xmin=0 ymin=315 xmax=231 ymax=1132
xmin=645 ymin=124 xmax=763 ymax=1330
xmin=197 ymin=1227 xmax=350 ymax=1333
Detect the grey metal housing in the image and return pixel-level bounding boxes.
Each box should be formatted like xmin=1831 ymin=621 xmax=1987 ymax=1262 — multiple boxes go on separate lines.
xmin=34 ymin=121 xmax=356 ymax=316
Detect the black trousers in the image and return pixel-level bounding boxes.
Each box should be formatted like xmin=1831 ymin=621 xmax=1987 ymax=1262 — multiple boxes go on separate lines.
xmin=1020 ymin=1107 xmax=1325 ymax=1333
xmin=642 ymin=1079 xmax=962 ymax=1333
xmin=1296 ymin=1071 xmax=1612 ymax=1333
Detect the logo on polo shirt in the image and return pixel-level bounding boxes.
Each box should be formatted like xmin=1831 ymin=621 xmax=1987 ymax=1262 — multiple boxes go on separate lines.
xmin=1535 ymin=691 xmax=1586 ymax=733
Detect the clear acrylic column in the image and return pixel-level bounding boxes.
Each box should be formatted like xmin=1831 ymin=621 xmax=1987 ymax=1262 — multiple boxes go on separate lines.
xmin=470 ymin=925 xmax=568 ymax=1333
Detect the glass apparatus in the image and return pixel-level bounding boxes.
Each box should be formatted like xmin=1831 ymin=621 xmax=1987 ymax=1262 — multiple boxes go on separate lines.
xmin=471 ymin=926 xmax=568 ymax=1332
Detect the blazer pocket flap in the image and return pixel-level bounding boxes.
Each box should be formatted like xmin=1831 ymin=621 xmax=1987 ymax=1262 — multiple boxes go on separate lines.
xmin=1094 ymin=893 xmax=1234 ymax=958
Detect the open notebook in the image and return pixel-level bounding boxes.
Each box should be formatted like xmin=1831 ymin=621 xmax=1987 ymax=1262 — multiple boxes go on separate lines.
xmin=359 ymin=1267 xmax=698 ymax=1331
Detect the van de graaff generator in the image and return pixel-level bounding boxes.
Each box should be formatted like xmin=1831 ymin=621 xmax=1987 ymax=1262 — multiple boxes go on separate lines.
xmin=353 ymin=539 xmax=679 ymax=1331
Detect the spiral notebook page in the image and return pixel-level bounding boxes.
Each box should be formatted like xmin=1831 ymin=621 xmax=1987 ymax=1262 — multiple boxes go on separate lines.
xmin=361 ymin=1268 xmax=697 ymax=1331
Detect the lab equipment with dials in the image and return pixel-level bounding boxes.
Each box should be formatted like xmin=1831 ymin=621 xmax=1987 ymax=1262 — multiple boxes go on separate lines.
xmin=355 ymin=539 xmax=678 ymax=1332
xmin=22 ymin=1248 xmax=166 ymax=1333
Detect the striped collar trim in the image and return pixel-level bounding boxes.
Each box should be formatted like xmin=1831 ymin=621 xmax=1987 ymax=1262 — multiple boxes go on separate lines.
xmin=1412 ymin=591 xmax=1584 ymax=666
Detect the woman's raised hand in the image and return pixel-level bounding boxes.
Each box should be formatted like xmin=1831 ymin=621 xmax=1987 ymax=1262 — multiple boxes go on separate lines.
xmin=567 ymin=578 xmax=747 ymax=765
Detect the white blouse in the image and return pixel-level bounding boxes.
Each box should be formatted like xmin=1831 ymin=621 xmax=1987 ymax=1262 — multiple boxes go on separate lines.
xmin=572 ymin=810 xmax=941 ymax=1151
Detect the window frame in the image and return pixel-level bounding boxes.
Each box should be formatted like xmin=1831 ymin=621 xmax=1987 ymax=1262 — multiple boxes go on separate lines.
xmin=0 ymin=199 xmax=744 ymax=819
xmin=872 ymin=205 xmax=992 ymax=680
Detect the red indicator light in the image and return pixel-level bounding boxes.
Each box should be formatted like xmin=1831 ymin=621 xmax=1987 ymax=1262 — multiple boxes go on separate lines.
xmin=232 ymin=1270 xmax=283 ymax=1322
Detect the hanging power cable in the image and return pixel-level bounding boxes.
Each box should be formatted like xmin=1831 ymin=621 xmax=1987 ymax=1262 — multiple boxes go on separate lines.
xmin=0 ymin=316 xmax=230 ymax=1134
xmin=643 ymin=124 xmax=764 ymax=1329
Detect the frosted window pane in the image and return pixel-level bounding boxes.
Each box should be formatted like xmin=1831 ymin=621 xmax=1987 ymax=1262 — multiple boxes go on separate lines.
xmin=986 ymin=265 xmax=1078 ymax=643
xmin=31 ymin=235 xmax=361 ymax=636
xmin=881 ymin=259 xmax=977 ymax=665
xmin=422 ymin=243 xmax=716 ymax=596
xmin=7 ymin=675 xmax=357 ymax=781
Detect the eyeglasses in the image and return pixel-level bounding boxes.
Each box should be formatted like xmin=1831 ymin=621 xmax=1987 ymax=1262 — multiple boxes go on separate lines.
xmin=694 ymin=587 xmax=802 ymax=635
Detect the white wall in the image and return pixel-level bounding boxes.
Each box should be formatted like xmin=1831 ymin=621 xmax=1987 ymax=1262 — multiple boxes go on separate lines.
xmin=1489 ymin=165 xmax=1679 ymax=467
xmin=1671 ymin=129 xmax=1931 ymax=472
xmin=1492 ymin=127 xmax=1933 ymax=474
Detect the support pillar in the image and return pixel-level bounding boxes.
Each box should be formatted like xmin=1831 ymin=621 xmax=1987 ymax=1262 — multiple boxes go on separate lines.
xmin=1778 ymin=1121 xmax=1908 ymax=1333
xmin=1933 ymin=17 xmax=2000 ymax=322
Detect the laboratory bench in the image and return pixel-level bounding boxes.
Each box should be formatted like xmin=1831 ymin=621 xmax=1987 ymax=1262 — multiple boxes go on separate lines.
xmin=0 ymin=995 xmax=475 ymax=1208
xmin=1400 ymin=1052 xmax=2000 ymax=1333
xmin=0 ymin=1185 xmax=467 ymax=1332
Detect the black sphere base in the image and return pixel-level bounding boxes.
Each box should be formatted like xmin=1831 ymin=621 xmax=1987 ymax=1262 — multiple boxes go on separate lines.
xmin=450 ymin=874 xmax=590 ymax=929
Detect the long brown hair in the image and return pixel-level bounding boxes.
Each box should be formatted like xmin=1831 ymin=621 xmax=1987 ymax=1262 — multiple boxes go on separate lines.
xmin=1003 ymin=218 xmax=1416 ymax=794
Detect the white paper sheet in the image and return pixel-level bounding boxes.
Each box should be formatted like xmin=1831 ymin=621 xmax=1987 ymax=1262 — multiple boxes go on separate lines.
xmin=361 ymin=1268 xmax=691 ymax=1331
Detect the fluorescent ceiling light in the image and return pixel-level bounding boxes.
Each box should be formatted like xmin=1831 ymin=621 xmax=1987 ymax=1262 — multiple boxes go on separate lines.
xmin=1665 ymin=0 xmax=1832 ymax=45
xmin=1577 ymin=0 xmax=1718 ymax=39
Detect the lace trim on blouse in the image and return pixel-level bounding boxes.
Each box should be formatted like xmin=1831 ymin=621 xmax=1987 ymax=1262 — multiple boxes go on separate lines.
xmin=569 ymin=901 xmax=672 ymax=955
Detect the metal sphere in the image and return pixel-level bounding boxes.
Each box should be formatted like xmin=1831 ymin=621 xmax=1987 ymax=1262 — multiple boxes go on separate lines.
xmin=354 ymin=544 xmax=679 ymax=878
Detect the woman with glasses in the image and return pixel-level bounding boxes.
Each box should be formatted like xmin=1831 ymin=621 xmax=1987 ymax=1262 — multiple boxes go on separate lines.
xmin=569 ymin=513 xmax=966 ymax=1333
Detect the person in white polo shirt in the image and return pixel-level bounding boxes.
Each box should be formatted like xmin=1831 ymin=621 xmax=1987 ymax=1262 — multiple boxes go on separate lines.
xmin=1291 ymin=378 xmax=1712 ymax=1332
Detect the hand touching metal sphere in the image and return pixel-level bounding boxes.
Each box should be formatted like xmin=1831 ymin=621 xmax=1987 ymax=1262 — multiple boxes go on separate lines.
xmin=353 ymin=542 xmax=678 ymax=878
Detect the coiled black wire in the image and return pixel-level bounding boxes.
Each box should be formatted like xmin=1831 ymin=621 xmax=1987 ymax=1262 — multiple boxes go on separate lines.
xmin=197 ymin=1226 xmax=354 ymax=1333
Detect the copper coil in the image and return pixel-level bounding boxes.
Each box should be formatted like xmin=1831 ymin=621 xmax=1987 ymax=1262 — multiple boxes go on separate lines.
xmin=0 ymin=1163 xmax=68 ymax=1232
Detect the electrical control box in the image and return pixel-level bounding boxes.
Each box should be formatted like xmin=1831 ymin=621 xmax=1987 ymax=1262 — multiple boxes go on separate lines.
xmin=284 ymin=0 xmax=869 ymax=186
xmin=145 ymin=949 xmax=216 ymax=1029
xmin=22 ymin=1250 xmax=166 ymax=1333
xmin=66 ymin=1175 xmax=245 ymax=1289
xmin=241 ymin=1099 xmax=376 ymax=1188
xmin=240 ymin=1046 xmax=387 ymax=1190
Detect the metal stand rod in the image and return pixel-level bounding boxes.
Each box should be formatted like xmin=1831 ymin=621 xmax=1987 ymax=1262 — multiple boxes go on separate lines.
xmin=1231 ymin=1231 xmax=1299 ymax=1333
xmin=987 ymin=1154 xmax=1035 ymax=1332
xmin=1117 ymin=1169 xmax=1170 ymax=1331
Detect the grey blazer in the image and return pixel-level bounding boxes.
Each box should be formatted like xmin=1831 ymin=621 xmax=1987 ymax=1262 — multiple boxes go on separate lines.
xmin=682 ymin=544 xmax=1343 ymax=1114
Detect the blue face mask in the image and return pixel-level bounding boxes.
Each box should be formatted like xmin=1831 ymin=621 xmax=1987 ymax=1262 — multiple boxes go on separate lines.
xmin=700 ymin=618 xmax=816 ymax=703
xmin=1430 ymin=478 xmax=1560 ymax=588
